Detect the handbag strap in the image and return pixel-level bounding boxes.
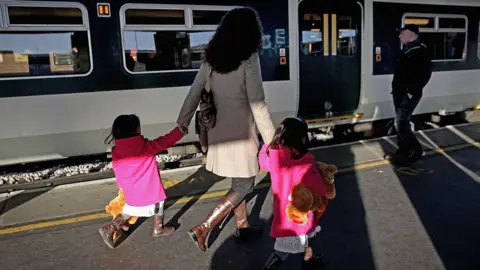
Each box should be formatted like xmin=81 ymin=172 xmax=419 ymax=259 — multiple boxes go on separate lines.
xmin=205 ymin=65 xmax=213 ymax=93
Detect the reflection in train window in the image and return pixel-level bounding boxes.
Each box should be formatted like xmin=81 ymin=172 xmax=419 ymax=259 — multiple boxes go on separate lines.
xmin=301 ymin=13 xmax=323 ymax=55
xmin=0 ymin=4 xmax=91 ymax=79
xmin=125 ymin=9 xmax=185 ymax=25
xmin=422 ymin=32 xmax=466 ymax=60
xmin=0 ymin=32 xmax=90 ymax=77
xmin=123 ymin=31 xmax=215 ymax=72
xmin=337 ymin=16 xmax=356 ymax=56
xmin=403 ymin=16 xmax=435 ymax=29
xmin=121 ymin=5 xmax=234 ymax=73
xmin=8 ymin=6 xmax=84 ymax=25
xmin=192 ymin=10 xmax=227 ymax=25
xmin=439 ymin=17 xmax=466 ymax=29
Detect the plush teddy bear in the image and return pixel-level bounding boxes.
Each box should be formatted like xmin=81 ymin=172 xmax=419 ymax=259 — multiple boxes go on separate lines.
xmin=105 ymin=189 xmax=138 ymax=234
xmin=286 ymin=161 xmax=337 ymax=225
xmin=315 ymin=161 xmax=337 ymax=200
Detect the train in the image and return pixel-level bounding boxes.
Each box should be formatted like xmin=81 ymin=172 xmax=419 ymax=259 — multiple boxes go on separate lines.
xmin=0 ymin=0 xmax=479 ymax=165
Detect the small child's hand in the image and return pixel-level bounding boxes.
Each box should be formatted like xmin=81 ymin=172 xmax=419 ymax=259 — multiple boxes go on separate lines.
xmin=178 ymin=123 xmax=189 ymax=135
xmin=304 ymin=247 xmax=313 ymax=261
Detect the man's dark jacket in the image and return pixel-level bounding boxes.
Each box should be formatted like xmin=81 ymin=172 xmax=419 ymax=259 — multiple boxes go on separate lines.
xmin=392 ymin=40 xmax=432 ymax=96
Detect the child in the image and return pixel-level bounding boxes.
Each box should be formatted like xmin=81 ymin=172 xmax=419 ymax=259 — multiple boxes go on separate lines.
xmin=99 ymin=114 xmax=188 ymax=248
xmin=259 ymin=117 xmax=326 ymax=269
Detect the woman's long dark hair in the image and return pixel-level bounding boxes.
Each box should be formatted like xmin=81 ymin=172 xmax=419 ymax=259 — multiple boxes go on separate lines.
xmin=205 ymin=7 xmax=263 ymax=73
xmin=104 ymin=114 xmax=140 ymax=144
xmin=267 ymin=118 xmax=310 ymax=159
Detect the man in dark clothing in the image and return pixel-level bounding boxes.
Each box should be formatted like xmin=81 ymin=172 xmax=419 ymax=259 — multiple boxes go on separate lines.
xmin=385 ymin=24 xmax=432 ymax=165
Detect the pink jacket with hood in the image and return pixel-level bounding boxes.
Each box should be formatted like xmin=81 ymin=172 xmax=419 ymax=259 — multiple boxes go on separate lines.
xmin=112 ymin=127 xmax=183 ymax=207
xmin=259 ymin=144 xmax=327 ymax=238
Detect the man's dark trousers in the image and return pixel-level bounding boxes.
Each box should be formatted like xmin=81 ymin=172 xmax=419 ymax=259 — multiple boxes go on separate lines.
xmin=393 ymin=92 xmax=422 ymax=159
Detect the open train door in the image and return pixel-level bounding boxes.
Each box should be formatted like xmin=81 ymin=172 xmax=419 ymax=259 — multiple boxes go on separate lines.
xmin=298 ymin=0 xmax=363 ymax=119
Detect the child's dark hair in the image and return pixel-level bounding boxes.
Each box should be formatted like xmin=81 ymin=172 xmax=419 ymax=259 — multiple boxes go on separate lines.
xmin=267 ymin=117 xmax=309 ymax=159
xmin=105 ymin=114 xmax=140 ymax=144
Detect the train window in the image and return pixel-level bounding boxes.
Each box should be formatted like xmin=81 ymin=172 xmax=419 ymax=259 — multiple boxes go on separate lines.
xmin=125 ymin=9 xmax=185 ymax=25
xmin=429 ymin=16 xmax=467 ymax=61
xmin=123 ymin=30 xmax=215 ymax=72
xmin=0 ymin=31 xmax=91 ymax=77
xmin=421 ymin=32 xmax=466 ymax=61
xmin=8 ymin=6 xmax=83 ymax=25
xmin=192 ymin=10 xmax=227 ymax=25
xmin=403 ymin=16 xmax=435 ymax=29
xmin=337 ymin=16 xmax=357 ymax=57
xmin=121 ymin=4 xmax=235 ymax=73
xmin=301 ymin=13 xmax=323 ymax=55
xmin=0 ymin=3 xmax=91 ymax=79
xmin=478 ymin=21 xmax=480 ymax=60
xmin=401 ymin=14 xmax=467 ymax=62
xmin=439 ymin=17 xmax=466 ymax=29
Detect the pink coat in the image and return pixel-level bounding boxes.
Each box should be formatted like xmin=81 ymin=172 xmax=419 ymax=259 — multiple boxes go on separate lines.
xmin=259 ymin=144 xmax=327 ymax=238
xmin=112 ymin=127 xmax=183 ymax=207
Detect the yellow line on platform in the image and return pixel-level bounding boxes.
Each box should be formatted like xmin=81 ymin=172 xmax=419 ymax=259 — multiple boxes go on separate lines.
xmin=338 ymin=159 xmax=390 ymax=173
xmin=0 ymin=213 xmax=110 ymax=235
xmin=0 ymin=141 xmax=477 ymax=235
xmin=0 ymin=183 xmax=272 ymax=235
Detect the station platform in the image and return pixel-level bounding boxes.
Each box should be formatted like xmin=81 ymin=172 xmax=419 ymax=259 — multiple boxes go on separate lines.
xmin=0 ymin=122 xmax=479 ymax=270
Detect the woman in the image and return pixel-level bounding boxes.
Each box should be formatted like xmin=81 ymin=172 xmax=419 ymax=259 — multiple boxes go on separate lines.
xmin=177 ymin=7 xmax=275 ymax=251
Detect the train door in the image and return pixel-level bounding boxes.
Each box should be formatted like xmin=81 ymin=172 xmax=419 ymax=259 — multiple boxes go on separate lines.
xmin=298 ymin=0 xmax=362 ymax=119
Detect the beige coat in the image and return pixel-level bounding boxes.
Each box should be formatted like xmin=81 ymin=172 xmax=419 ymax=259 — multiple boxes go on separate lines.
xmin=177 ymin=53 xmax=275 ymax=178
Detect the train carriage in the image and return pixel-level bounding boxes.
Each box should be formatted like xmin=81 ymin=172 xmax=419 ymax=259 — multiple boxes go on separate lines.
xmin=0 ymin=0 xmax=479 ymax=165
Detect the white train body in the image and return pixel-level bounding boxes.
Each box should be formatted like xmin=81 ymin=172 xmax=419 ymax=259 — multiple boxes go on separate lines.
xmin=0 ymin=0 xmax=479 ymax=165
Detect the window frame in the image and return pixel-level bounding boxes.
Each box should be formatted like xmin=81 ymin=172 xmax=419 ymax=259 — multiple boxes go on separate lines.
xmin=478 ymin=21 xmax=480 ymax=60
xmin=0 ymin=1 xmax=93 ymax=81
xmin=299 ymin=12 xmax=324 ymax=56
xmin=0 ymin=5 xmax=6 ymax=28
xmin=335 ymin=14 xmax=359 ymax=57
xmin=401 ymin=13 xmax=468 ymax=63
xmin=402 ymin=14 xmax=436 ymax=32
xmin=120 ymin=3 xmax=238 ymax=75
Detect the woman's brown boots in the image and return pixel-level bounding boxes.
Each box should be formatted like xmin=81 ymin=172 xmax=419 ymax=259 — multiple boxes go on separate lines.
xmin=188 ymin=194 xmax=235 ymax=251
xmin=233 ymin=200 xmax=263 ymax=240
xmin=188 ymin=193 xmax=262 ymax=251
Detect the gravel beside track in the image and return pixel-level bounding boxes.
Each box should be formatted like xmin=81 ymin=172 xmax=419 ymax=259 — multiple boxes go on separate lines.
xmin=0 ymin=153 xmax=202 ymax=186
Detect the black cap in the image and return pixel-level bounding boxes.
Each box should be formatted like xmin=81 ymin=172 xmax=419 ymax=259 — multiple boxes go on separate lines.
xmin=397 ymin=24 xmax=419 ymax=35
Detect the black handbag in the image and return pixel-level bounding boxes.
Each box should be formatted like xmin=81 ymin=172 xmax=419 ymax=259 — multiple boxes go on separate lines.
xmin=195 ymin=67 xmax=217 ymax=135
